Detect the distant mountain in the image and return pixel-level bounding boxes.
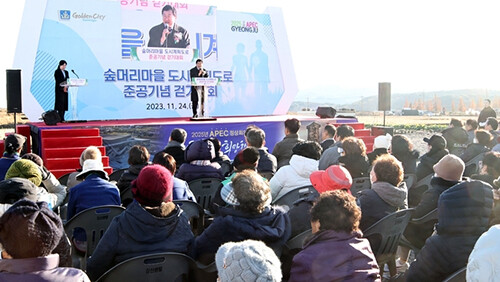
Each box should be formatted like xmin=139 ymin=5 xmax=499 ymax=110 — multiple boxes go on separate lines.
xmin=292 ymin=89 xmax=500 ymax=112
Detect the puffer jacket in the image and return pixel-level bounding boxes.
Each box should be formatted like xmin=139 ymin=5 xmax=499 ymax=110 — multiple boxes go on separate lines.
xmin=442 ymin=127 xmax=469 ymax=155
xmin=194 ymin=206 xmax=290 ymax=261
xmin=269 ymin=155 xmax=318 ymax=200
xmin=116 ymin=163 xmax=147 ymax=193
xmin=289 ymin=230 xmax=380 ymax=282
xmin=406 ymin=180 xmax=493 ymax=282
xmin=416 ymin=148 xmax=449 ymax=181
xmin=87 ymin=200 xmax=194 ymax=281
xmin=176 ymin=140 xmax=224 ymax=183
xmin=392 ymin=150 xmax=420 ymax=174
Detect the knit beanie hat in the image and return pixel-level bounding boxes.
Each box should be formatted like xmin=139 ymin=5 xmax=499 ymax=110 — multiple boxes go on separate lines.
xmin=0 ymin=199 xmax=63 ymax=259
xmin=374 ymin=133 xmax=392 ymax=150
xmin=467 ymin=224 xmax=500 ymax=281
xmin=0 ymin=177 xmax=39 ymax=204
xmin=131 ymin=164 xmax=173 ymax=207
xmin=433 ymin=154 xmax=465 ymax=182
xmin=310 ymin=165 xmax=352 ymax=194
xmin=232 ymin=147 xmax=260 ymax=171
xmin=5 ymin=159 xmax=42 ymax=187
xmin=216 ymin=240 xmax=282 ymax=282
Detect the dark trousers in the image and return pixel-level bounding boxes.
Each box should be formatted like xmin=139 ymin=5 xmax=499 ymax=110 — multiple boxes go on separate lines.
xmin=57 ymin=109 xmax=65 ymax=122
xmin=192 ymin=99 xmax=198 ymax=117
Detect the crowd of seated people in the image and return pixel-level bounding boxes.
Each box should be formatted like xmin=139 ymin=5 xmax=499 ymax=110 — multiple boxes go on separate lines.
xmin=0 ymin=115 xmax=499 ymax=281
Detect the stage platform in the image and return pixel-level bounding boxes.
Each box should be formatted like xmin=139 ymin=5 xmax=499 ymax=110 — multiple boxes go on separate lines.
xmin=16 ymin=115 xmax=374 ymax=178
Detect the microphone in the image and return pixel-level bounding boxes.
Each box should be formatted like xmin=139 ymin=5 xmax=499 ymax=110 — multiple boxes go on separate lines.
xmin=71 ymin=69 xmax=80 ymax=79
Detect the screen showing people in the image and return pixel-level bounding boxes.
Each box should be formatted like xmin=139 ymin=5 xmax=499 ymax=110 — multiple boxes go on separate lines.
xmin=148 ymin=5 xmax=190 ymax=48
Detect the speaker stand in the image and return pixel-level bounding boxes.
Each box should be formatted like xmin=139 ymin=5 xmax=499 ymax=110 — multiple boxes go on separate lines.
xmin=13 ymin=112 xmax=17 ymax=133
xmin=383 ymin=110 xmax=386 ymax=127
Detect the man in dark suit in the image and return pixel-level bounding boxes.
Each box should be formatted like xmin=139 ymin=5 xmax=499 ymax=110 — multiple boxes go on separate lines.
xmin=190 ymin=59 xmax=208 ymax=118
xmin=147 ymin=5 xmax=190 ymax=48
xmin=54 ymin=60 xmax=69 ymax=122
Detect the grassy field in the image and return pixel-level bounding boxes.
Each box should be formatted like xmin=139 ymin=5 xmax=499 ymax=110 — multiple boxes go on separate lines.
xmin=357 ymin=114 xmax=475 ymax=127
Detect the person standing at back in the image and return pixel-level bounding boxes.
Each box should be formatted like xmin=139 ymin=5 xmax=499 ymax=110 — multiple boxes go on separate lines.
xmin=163 ymin=128 xmax=187 ymax=169
xmin=478 ymin=99 xmax=496 ymax=127
xmin=272 ymin=118 xmax=303 ymax=169
xmin=318 ymin=125 xmax=355 ymax=170
xmin=320 ymin=124 xmax=336 ymax=152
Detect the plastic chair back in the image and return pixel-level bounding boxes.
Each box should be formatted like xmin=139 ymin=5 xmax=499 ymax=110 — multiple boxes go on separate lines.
xmin=64 ymin=205 xmax=125 ymax=270
xmin=174 ymin=200 xmax=204 ymax=235
xmin=351 ymin=177 xmax=371 ymax=198
xmin=403 ymin=174 xmax=417 ymax=190
xmin=96 ymin=252 xmax=194 ymax=282
xmin=272 ymin=185 xmax=319 ymax=208
xmin=463 ymin=153 xmax=485 ymax=177
xmin=58 ymin=172 xmax=72 ymax=186
xmin=285 ymin=229 xmax=312 ymax=251
xmin=409 ymin=174 xmax=433 ymax=207
xmin=187 ymin=178 xmax=223 ymax=210
xmin=363 ymin=208 xmax=414 ymax=262
xmin=442 ymin=267 xmax=466 ymax=282
xmin=109 ymin=168 xmax=126 ymax=183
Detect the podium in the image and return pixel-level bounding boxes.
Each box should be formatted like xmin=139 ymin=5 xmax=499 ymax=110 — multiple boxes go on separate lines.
xmin=60 ymin=78 xmax=87 ymax=121
xmin=190 ymin=77 xmax=219 ymax=121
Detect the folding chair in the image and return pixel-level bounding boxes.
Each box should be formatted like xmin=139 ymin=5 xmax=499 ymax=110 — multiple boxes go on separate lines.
xmin=363 ymin=208 xmax=414 ymax=278
xmin=64 ymin=205 xmax=125 ymax=270
xmin=96 ymin=252 xmax=194 ymax=282
xmin=399 ymin=208 xmax=438 ymax=255
xmin=351 ymin=177 xmax=371 ymax=198
xmin=409 ymin=174 xmax=432 ymax=207
xmin=272 ymin=185 xmax=319 ymax=209
xmin=403 ymin=174 xmax=417 ymax=190
xmin=109 ymin=168 xmax=126 ymax=183
xmin=187 ymin=178 xmax=223 ymax=211
xmin=442 ymin=267 xmax=466 ymax=282
xmin=174 ymin=200 xmax=205 ymax=235
xmin=463 ymin=153 xmax=485 ymax=177
xmin=58 ymin=172 xmax=72 ymax=186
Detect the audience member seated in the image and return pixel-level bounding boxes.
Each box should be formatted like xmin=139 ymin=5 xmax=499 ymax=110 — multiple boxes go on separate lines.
xmin=67 ymin=159 xmax=120 ymax=220
xmin=272 ymin=118 xmax=304 ymax=169
xmin=415 ymin=135 xmax=448 ymax=181
xmin=288 ymin=165 xmax=353 ymax=238
xmin=87 ymin=165 xmax=194 ymax=281
xmin=442 ymin=118 xmax=469 ymax=155
xmin=163 ymin=128 xmax=187 ymax=169
xmin=358 ymin=154 xmax=407 ymax=232
xmin=67 ymin=146 xmax=102 ymax=190
xmin=390 ymin=134 xmax=419 ymax=174
xmin=0 ymin=133 xmax=25 ymax=180
xmin=212 ymin=147 xmax=261 ymax=212
xmin=152 ymin=151 xmax=196 ymax=202
xmin=194 ymin=170 xmax=290 ymax=263
xmin=245 ymin=126 xmax=277 ymax=178
xmin=216 ymin=240 xmax=282 ymax=282
xmin=471 ymin=151 xmax=500 ymax=187
xmin=289 ymin=191 xmax=380 ymax=282
xmin=467 ymin=225 xmax=500 ymax=282
xmin=485 ymin=117 xmax=499 ymax=148
xmin=0 ymin=200 xmax=89 ymax=281
xmin=338 ymin=137 xmax=370 ymax=178
xmin=176 ymin=139 xmax=224 ymax=183
xmin=460 ymin=129 xmax=492 ymax=163
xmin=208 ymin=137 xmax=232 ymax=177
xmin=465 ymin=119 xmax=478 ymax=144
xmin=117 ymin=145 xmax=150 ymax=193
xmin=5 ymin=159 xmax=66 ymax=209
xmin=319 ymin=124 xmax=355 ymax=170
xmin=320 ymin=124 xmax=336 ymax=151
xmin=0 ymin=178 xmax=38 ymax=216
xmin=367 ymin=134 xmax=391 ymax=165
xmin=399 ymin=155 xmax=465 ymax=269
xmin=269 ymin=141 xmax=322 ymax=200
xmin=406 ymin=180 xmax=493 ymax=282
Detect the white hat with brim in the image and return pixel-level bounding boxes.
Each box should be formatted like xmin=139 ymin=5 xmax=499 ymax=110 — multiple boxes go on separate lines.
xmin=76 ymin=159 xmax=108 ymax=181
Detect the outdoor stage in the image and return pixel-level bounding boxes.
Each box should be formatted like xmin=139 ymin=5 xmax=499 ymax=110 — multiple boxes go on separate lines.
xmin=21 ymin=115 xmax=373 ymax=178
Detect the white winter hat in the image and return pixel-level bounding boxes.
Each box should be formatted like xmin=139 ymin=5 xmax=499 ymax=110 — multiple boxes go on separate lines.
xmin=216 ymin=240 xmax=282 ymax=282
xmin=374 ymin=133 xmax=392 ymax=149
xmin=467 ymin=224 xmax=500 ymax=282
xmin=76 ymin=159 xmax=108 ymax=180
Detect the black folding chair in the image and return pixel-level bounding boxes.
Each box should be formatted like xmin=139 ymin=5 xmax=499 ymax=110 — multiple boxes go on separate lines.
xmin=399 ymin=208 xmax=438 ymax=254
xmin=351 ymin=177 xmax=371 ymax=198
xmin=272 ymin=185 xmax=319 ymax=209
xmin=58 ymin=172 xmax=72 ymax=186
xmin=64 ymin=205 xmax=125 ymax=270
xmin=188 ymin=178 xmax=223 ymax=211
xmin=363 ymin=208 xmax=414 ymax=278
xmin=109 ymin=168 xmax=126 ymax=183
xmin=174 ymin=200 xmax=205 ymax=235
xmin=96 ymin=252 xmax=194 ymax=282
xmin=463 ymin=153 xmax=485 ymax=177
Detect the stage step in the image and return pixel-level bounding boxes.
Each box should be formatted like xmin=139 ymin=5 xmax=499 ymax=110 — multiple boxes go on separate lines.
xmin=41 ymin=128 xmax=100 ymax=138
xmin=43 ymin=146 xmax=106 ymax=159
xmin=355 ymin=129 xmax=371 ymax=137
xmin=42 ymin=136 xmax=103 ymax=148
xmin=45 ymin=156 xmax=109 ymax=171
xmin=333 ymin=122 xmax=365 ymax=130
xmin=51 ymin=167 xmax=113 ymax=179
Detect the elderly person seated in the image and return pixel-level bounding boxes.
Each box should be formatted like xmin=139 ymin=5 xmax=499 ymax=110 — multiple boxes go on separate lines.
xmin=195 ymin=170 xmax=290 ymax=263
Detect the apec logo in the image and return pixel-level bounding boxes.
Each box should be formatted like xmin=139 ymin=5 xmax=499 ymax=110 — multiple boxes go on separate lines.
xmin=59 ymin=10 xmax=71 ymax=20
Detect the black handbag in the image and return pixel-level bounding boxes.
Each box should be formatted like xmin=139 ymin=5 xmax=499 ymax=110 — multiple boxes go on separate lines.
xmin=42 ymin=110 xmax=61 ymax=125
